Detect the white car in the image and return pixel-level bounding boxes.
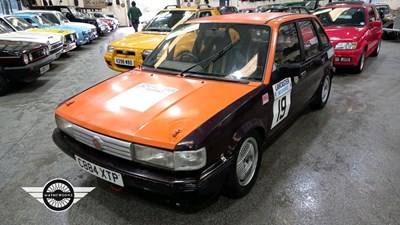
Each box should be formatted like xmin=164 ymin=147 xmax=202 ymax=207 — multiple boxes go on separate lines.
xmin=0 ymin=22 xmax=64 ymax=57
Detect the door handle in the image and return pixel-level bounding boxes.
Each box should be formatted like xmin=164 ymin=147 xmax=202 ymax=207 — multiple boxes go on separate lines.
xmin=300 ymin=71 xmax=307 ymax=78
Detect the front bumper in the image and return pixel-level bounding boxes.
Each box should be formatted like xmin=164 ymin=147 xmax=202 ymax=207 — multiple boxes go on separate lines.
xmin=104 ymin=49 xmax=143 ymax=72
xmin=333 ymin=48 xmax=363 ymax=67
xmin=62 ymin=42 xmax=77 ymax=53
xmin=2 ymin=54 xmax=56 ymax=82
xmin=52 ymin=128 xmax=231 ymax=198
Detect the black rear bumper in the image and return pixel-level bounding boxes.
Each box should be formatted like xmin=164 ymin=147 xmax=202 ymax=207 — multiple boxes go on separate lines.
xmin=52 ymin=128 xmax=232 ymax=199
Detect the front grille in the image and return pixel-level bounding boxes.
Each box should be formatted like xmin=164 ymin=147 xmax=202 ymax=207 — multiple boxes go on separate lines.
xmin=72 ymin=125 xmax=132 ymax=161
xmin=65 ymin=33 xmax=77 ymax=43
xmin=30 ymin=47 xmax=47 ymax=62
xmin=50 ymin=41 xmax=63 ymax=54
xmin=117 ymin=64 xmax=135 ymax=69
xmin=117 ymin=50 xmax=135 ymax=56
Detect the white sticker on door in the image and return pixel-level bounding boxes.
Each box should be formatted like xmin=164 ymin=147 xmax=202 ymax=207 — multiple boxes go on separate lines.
xmin=271 ymin=78 xmax=292 ymax=129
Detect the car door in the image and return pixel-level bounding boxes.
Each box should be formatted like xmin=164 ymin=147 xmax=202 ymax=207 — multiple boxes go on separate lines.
xmin=270 ymin=22 xmax=307 ymax=130
xmin=297 ymin=19 xmax=325 ymax=101
xmin=367 ymin=5 xmax=382 ymax=55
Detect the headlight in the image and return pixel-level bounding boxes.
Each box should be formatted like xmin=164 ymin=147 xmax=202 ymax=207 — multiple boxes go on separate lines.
xmin=55 ymin=115 xmax=74 ymax=137
xmin=107 ymin=46 xmax=114 ymax=53
xmin=70 ymin=34 xmax=75 ymax=41
xmin=23 ymin=54 xmax=29 ymax=64
xmin=133 ymin=144 xmax=206 ymax=171
xmin=142 ymin=49 xmax=153 ymax=60
xmin=335 ymin=42 xmax=357 ymax=50
xmin=28 ymin=53 xmax=33 ymax=61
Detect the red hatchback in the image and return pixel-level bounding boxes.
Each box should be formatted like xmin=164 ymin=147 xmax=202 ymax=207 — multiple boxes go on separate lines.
xmin=314 ymin=2 xmax=382 ymax=73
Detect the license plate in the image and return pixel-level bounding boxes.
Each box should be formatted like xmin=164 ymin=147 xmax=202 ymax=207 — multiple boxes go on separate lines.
xmin=39 ymin=64 xmax=50 ymax=74
xmin=115 ymin=58 xmax=133 ymax=66
xmin=75 ymin=155 xmax=124 ymax=187
xmin=68 ymin=43 xmax=76 ymax=50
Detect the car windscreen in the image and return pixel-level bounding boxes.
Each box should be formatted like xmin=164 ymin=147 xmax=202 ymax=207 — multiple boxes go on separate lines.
xmin=143 ymin=23 xmax=270 ymax=82
xmin=42 ymin=13 xmax=60 ymax=25
xmin=315 ymin=7 xmax=366 ymax=27
xmin=376 ymin=5 xmax=390 ymax=14
xmin=55 ymin=12 xmax=70 ymax=23
xmin=143 ymin=10 xmax=195 ymax=32
xmin=33 ymin=15 xmax=55 ymax=27
xmin=0 ymin=22 xmax=13 ymax=34
xmin=4 ymin=16 xmax=35 ymax=31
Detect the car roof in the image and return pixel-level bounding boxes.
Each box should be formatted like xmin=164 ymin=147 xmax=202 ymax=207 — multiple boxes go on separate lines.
xmin=187 ymin=13 xmax=315 ymax=25
xmin=18 ymin=10 xmax=61 ymax=13
xmin=325 ymin=1 xmax=368 ymax=6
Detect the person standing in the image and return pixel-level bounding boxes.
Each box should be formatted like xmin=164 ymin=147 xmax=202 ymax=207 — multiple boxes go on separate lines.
xmin=128 ymin=1 xmax=142 ymax=32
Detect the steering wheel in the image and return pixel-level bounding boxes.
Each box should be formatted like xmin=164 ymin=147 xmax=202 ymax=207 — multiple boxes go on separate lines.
xmin=178 ymin=52 xmax=199 ymax=63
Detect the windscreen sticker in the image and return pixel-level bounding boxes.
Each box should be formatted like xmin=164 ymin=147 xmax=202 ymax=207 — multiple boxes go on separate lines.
xmin=107 ymin=83 xmax=178 ymax=112
xmin=165 ymin=23 xmax=199 ymax=40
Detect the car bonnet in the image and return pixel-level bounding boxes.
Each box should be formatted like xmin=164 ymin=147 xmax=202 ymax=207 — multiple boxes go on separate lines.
xmin=55 ymin=70 xmax=259 ymax=150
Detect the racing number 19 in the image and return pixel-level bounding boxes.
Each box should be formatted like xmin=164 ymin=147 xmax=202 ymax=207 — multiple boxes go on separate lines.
xmin=276 ymin=96 xmax=287 ymax=122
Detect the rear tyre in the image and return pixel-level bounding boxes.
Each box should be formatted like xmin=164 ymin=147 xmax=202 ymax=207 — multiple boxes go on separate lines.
xmin=311 ymin=73 xmax=332 ymax=109
xmin=370 ymin=39 xmax=381 ymax=57
xmin=225 ymin=130 xmax=262 ymax=198
xmin=0 ymin=75 xmax=9 ymax=96
xmin=354 ymin=49 xmax=366 ymax=74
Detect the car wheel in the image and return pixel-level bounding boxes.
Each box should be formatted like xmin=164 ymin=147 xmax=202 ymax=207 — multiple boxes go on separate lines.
xmin=225 ymin=130 xmax=262 ymax=198
xmin=312 ymin=73 xmax=332 ymax=109
xmin=0 ymin=75 xmax=9 ymax=96
xmin=354 ymin=49 xmax=366 ymax=74
xmin=371 ymin=39 xmax=381 ymax=57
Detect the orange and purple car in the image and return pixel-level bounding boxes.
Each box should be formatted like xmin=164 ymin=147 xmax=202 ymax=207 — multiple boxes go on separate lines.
xmin=53 ymin=13 xmax=334 ymax=199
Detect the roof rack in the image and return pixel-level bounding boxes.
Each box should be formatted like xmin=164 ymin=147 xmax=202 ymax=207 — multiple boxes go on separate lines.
xmin=197 ymin=4 xmax=211 ymax=9
xmin=164 ymin=5 xmax=180 ymax=9
xmin=326 ymin=1 xmax=365 ymax=6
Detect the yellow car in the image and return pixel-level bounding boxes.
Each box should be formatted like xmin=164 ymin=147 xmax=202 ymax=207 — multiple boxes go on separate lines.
xmin=104 ymin=4 xmax=220 ymax=72
xmin=28 ymin=29 xmax=77 ymax=53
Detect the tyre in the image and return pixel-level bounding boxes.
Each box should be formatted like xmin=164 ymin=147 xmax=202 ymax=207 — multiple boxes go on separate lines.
xmin=0 ymin=75 xmax=9 ymax=96
xmin=311 ymin=73 xmax=332 ymax=109
xmin=370 ymin=39 xmax=381 ymax=57
xmin=354 ymin=49 xmax=366 ymax=74
xmin=225 ymin=130 xmax=262 ymax=198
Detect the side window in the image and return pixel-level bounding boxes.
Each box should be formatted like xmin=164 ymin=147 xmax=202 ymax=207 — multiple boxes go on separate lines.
xmin=275 ymin=23 xmax=301 ymax=64
xmin=313 ymin=19 xmax=330 ymax=49
xmin=300 ymin=8 xmax=308 ymax=14
xmin=369 ymin=7 xmax=376 ymax=22
xmin=299 ymin=20 xmax=319 ymax=59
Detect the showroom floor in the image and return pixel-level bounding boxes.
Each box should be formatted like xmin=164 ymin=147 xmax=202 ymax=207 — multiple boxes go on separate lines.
xmin=0 ymin=28 xmax=399 ymax=224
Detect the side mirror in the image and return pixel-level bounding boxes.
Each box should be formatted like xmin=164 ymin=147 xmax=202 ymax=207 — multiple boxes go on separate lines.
xmin=371 ymin=20 xmax=381 ymax=28
xmin=272 ymin=63 xmax=301 ymax=82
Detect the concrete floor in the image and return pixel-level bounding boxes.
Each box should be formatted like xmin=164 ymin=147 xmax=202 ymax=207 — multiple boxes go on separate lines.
xmin=0 ymin=28 xmax=399 ymax=224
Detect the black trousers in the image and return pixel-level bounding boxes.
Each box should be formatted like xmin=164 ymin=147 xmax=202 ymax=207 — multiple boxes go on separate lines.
xmin=131 ymin=19 xmax=139 ymax=32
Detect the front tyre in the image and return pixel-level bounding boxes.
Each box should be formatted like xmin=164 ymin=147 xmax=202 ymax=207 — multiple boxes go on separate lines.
xmin=225 ymin=131 xmax=262 ymax=198
xmin=311 ymin=73 xmax=332 ymax=109
xmin=354 ymin=49 xmax=366 ymax=74
xmin=0 ymin=75 xmax=9 ymax=96
xmin=370 ymin=39 xmax=381 ymax=57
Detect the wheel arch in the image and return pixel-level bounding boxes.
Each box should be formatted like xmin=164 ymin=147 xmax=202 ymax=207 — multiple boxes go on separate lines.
xmin=228 ymin=119 xmax=266 ymax=156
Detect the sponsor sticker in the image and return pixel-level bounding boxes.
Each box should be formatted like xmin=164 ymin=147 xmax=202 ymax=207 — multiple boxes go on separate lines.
xmin=262 ymin=93 xmax=269 ymax=105
xmin=107 ymin=83 xmax=178 ymax=112
xmin=272 ymin=78 xmax=292 ymax=99
xmin=327 ymin=47 xmax=334 ymax=59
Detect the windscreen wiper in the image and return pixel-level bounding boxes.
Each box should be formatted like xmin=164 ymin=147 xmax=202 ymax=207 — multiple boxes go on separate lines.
xmin=178 ymin=39 xmax=240 ymax=77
